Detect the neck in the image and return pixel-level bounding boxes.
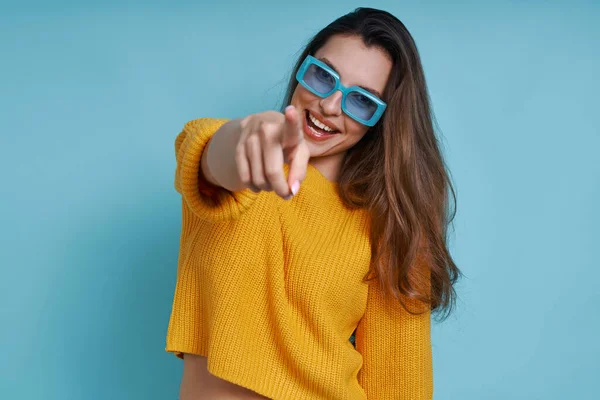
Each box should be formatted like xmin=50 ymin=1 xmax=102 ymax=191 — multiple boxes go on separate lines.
xmin=308 ymin=152 xmax=344 ymax=183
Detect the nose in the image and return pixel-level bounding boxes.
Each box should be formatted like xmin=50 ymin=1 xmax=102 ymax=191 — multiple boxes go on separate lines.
xmin=319 ymin=90 xmax=343 ymax=117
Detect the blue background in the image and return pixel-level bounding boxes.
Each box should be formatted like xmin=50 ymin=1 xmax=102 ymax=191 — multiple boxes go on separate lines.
xmin=1 ymin=0 xmax=598 ymax=399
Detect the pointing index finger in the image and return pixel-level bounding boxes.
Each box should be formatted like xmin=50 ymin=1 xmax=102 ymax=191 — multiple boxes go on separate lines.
xmin=283 ymin=105 xmax=303 ymax=143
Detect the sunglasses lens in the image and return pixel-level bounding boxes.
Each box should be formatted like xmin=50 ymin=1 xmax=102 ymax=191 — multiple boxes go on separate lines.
xmin=303 ymin=64 xmax=336 ymax=95
xmin=345 ymin=91 xmax=379 ymax=121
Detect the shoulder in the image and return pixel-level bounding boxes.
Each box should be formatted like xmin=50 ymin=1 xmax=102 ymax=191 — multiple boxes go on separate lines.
xmin=182 ymin=118 xmax=230 ymax=134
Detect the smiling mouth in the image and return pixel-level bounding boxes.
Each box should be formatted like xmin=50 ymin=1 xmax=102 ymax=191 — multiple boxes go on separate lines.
xmin=305 ymin=110 xmax=340 ymax=135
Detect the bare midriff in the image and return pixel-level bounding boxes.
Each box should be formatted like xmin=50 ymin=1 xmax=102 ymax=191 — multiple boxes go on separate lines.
xmin=180 ymin=354 xmax=271 ymax=400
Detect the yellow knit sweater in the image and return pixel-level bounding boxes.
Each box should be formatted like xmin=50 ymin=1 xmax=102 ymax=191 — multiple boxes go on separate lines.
xmin=166 ymin=118 xmax=433 ymax=399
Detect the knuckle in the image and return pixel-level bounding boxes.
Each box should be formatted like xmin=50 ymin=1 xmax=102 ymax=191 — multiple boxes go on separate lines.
xmin=245 ymin=134 xmax=260 ymax=148
xmin=264 ymin=167 xmax=280 ymax=179
xmin=256 ymin=181 xmax=269 ymax=191
xmin=240 ymin=176 xmax=251 ymax=186
xmin=258 ymin=123 xmax=276 ymax=138
xmin=252 ymin=176 xmax=266 ymax=187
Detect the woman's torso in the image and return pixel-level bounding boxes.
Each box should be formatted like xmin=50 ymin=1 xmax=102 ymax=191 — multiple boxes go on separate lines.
xmin=180 ymin=354 xmax=271 ymax=399
xmin=170 ymin=161 xmax=373 ymax=399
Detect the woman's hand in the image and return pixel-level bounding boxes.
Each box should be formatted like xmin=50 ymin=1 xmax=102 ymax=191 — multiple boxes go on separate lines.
xmin=236 ymin=106 xmax=310 ymax=199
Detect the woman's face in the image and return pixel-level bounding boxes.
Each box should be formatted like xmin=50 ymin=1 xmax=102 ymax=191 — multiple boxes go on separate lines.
xmin=290 ymin=34 xmax=392 ymax=162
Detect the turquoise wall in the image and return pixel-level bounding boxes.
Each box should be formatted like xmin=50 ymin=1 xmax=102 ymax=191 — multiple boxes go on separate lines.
xmin=1 ymin=1 xmax=598 ymax=399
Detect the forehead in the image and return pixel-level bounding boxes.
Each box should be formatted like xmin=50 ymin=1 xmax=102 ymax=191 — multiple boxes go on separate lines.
xmin=313 ymin=35 xmax=392 ymax=95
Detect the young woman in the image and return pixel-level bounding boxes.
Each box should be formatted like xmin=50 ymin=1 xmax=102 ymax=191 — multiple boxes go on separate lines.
xmin=166 ymin=7 xmax=460 ymax=400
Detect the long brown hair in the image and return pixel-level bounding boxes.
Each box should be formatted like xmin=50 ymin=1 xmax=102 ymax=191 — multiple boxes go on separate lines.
xmin=280 ymin=7 xmax=461 ymax=320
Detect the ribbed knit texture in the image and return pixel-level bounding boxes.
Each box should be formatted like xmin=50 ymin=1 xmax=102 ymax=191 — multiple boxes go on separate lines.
xmin=166 ymin=118 xmax=433 ymax=399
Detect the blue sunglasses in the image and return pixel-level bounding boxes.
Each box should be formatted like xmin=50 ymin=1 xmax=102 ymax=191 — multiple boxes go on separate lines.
xmin=295 ymin=55 xmax=387 ymax=127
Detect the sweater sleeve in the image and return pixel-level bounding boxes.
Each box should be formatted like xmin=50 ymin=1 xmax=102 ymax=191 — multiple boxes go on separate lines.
xmin=355 ymin=257 xmax=434 ymax=399
xmin=174 ymin=118 xmax=259 ymax=222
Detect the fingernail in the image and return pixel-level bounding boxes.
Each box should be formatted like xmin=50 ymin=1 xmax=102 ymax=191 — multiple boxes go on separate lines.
xmin=285 ymin=105 xmax=294 ymax=112
xmin=283 ymin=194 xmax=293 ymax=200
xmin=291 ymin=180 xmax=300 ymax=196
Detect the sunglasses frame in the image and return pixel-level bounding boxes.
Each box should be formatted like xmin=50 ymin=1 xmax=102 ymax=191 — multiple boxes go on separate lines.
xmin=295 ymin=55 xmax=387 ymax=127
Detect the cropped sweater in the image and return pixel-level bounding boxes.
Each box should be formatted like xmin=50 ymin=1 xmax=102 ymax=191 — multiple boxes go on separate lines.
xmin=165 ymin=118 xmax=433 ymax=399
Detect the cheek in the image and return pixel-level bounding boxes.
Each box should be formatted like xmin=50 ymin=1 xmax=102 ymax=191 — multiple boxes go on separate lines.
xmin=343 ymin=117 xmax=369 ymax=142
xmin=291 ymin=85 xmax=319 ymax=107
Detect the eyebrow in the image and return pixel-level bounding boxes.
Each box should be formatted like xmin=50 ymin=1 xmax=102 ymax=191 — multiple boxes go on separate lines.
xmin=318 ymin=57 xmax=383 ymax=98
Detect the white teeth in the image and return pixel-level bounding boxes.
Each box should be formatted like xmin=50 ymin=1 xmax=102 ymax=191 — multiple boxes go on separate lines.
xmin=308 ymin=124 xmax=326 ymax=136
xmin=309 ymin=112 xmax=334 ymax=132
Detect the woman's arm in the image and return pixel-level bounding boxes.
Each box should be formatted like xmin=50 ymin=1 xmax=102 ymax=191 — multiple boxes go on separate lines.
xmin=355 ymin=251 xmax=434 ymax=399
xmin=355 ymin=288 xmax=433 ymax=399
xmin=200 ymin=118 xmax=246 ymax=192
